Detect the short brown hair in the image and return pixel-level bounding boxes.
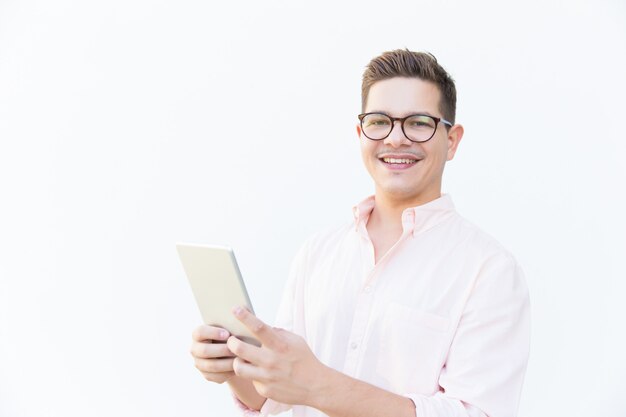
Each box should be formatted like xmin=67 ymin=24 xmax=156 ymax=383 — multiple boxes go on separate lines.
xmin=361 ymin=49 xmax=457 ymax=125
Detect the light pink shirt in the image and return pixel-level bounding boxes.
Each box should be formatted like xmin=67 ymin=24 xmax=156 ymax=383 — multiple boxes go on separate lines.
xmin=238 ymin=194 xmax=530 ymax=417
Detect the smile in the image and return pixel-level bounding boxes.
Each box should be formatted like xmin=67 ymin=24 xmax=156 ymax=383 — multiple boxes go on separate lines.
xmin=381 ymin=158 xmax=418 ymax=164
xmin=377 ymin=155 xmax=421 ymax=170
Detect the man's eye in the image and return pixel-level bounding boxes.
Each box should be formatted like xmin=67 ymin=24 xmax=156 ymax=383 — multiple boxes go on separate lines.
xmin=367 ymin=118 xmax=390 ymax=126
xmin=407 ymin=117 xmax=434 ymax=128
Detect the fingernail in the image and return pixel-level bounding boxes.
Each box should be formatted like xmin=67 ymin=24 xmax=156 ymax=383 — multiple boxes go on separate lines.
xmin=233 ymin=306 xmax=243 ymax=316
xmin=220 ymin=330 xmax=229 ymax=339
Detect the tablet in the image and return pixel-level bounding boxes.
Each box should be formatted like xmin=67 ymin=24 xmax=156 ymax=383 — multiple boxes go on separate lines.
xmin=176 ymin=243 xmax=259 ymax=346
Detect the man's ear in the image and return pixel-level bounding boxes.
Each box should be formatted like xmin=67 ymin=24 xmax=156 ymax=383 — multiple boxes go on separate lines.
xmin=356 ymin=124 xmax=362 ymax=139
xmin=446 ymin=124 xmax=464 ymax=161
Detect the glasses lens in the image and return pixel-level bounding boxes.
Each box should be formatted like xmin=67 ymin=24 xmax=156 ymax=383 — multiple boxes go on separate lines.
xmin=361 ymin=113 xmax=391 ymax=140
xmin=404 ymin=115 xmax=436 ymax=142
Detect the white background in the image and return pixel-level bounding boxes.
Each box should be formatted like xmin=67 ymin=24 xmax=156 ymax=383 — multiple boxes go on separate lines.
xmin=1 ymin=0 xmax=625 ymax=416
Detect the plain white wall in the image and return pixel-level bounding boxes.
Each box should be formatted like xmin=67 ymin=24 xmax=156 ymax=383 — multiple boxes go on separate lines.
xmin=1 ymin=0 xmax=625 ymax=416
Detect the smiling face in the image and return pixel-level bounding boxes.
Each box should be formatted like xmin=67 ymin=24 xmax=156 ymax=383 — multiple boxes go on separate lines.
xmin=357 ymin=77 xmax=464 ymax=206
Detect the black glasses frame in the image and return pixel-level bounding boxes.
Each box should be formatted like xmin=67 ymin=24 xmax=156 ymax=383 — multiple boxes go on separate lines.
xmin=357 ymin=112 xmax=453 ymax=143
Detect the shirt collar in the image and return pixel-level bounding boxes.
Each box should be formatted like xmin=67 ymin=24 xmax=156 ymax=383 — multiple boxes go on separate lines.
xmin=352 ymin=194 xmax=456 ymax=238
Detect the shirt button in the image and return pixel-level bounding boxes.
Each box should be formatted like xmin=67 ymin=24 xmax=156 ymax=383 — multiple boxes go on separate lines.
xmin=350 ymin=342 xmax=358 ymax=350
xmin=364 ymin=286 xmax=372 ymax=293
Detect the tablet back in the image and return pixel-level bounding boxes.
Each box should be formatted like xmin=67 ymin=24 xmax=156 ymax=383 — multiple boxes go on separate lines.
xmin=176 ymin=243 xmax=258 ymax=345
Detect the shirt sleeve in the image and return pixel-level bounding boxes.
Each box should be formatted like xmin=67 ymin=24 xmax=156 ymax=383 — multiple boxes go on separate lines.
xmin=406 ymin=253 xmax=531 ymax=417
xmin=231 ymin=239 xmax=312 ymax=416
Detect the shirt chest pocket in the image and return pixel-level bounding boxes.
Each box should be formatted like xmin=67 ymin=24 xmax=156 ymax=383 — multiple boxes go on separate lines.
xmin=375 ymin=302 xmax=451 ymax=395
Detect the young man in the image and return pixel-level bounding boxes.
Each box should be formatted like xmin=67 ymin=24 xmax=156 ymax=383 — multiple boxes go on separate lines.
xmin=190 ymin=49 xmax=530 ymax=417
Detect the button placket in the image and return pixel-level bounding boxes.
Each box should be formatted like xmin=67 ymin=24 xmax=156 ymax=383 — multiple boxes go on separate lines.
xmin=343 ymin=269 xmax=376 ymax=376
xmin=343 ymin=219 xmax=380 ymax=376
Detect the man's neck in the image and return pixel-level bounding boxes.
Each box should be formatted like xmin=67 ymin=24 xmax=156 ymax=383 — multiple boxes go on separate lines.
xmin=367 ymin=190 xmax=441 ymax=234
xmin=364 ymin=190 xmax=441 ymax=263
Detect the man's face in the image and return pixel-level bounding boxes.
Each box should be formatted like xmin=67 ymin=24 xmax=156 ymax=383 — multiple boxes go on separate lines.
xmin=357 ymin=77 xmax=463 ymax=205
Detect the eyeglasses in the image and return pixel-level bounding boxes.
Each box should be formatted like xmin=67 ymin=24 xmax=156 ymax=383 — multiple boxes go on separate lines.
xmin=357 ymin=112 xmax=453 ymax=143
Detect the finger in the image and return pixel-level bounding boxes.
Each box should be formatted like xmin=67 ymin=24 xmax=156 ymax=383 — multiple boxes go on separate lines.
xmin=199 ymin=370 xmax=235 ymax=384
xmin=232 ymin=306 xmax=281 ymax=350
xmin=232 ymin=356 xmax=269 ymax=382
xmin=226 ymin=335 xmax=268 ymax=366
xmin=190 ymin=341 xmax=234 ymax=359
xmin=192 ymin=325 xmax=230 ymax=342
xmin=194 ymin=357 xmax=235 ymax=373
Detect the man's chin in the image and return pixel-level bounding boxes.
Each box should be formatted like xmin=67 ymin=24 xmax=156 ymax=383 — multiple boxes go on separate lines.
xmin=375 ymin=182 xmax=442 ymax=205
xmin=377 ymin=184 xmax=423 ymax=200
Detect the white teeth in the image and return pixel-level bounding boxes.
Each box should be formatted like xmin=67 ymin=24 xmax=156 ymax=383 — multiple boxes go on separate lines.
xmin=382 ymin=158 xmax=417 ymax=164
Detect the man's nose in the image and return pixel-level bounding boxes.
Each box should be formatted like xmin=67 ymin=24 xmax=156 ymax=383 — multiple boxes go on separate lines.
xmin=383 ymin=120 xmax=411 ymax=147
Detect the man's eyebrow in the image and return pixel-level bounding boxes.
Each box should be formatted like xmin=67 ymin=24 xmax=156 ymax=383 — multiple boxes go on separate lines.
xmin=367 ymin=110 xmax=437 ymax=117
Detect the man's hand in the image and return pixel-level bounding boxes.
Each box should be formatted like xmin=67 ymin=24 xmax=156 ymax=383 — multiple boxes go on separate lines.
xmin=190 ymin=324 xmax=236 ymax=384
xmin=227 ymin=306 xmax=331 ymax=407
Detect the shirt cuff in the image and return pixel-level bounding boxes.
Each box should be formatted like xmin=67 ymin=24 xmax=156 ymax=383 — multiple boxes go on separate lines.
xmin=232 ymin=394 xmax=292 ymax=417
xmin=404 ymin=392 xmax=486 ymax=417
xmin=232 ymin=394 xmax=262 ymax=417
